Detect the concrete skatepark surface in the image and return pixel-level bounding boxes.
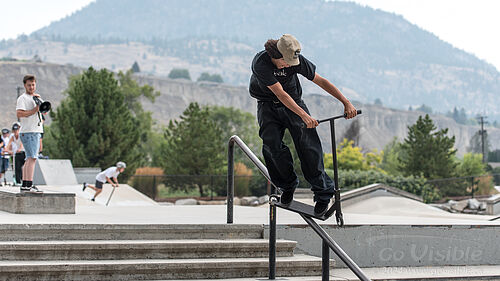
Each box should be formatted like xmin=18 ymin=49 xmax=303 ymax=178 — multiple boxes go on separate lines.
xmin=0 ymin=184 xmax=499 ymax=280
xmin=0 ymin=184 xmax=497 ymax=225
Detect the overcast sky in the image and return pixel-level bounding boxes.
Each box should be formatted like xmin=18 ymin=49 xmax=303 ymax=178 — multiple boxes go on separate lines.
xmin=1 ymin=0 xmax=499 ymax=70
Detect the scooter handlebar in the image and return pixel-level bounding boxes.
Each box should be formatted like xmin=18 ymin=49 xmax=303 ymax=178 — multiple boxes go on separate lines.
xmin=301 ymin=109 xmax=362 ymax=128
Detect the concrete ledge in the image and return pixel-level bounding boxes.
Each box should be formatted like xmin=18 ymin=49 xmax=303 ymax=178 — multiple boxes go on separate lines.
xmin=484 ymin=194 xmax=500 ymax=215
xmin=0 ymin=191 xmax=75 ymax=214
xmin=341 ymin=183 xmax=423 ymax=207
xmin=0 ymin=224 xmax=264 ymax=241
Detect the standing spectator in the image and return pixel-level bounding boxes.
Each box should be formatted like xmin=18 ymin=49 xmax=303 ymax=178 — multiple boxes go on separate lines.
xmin=1 ymin=128 xmax=10 ymax=186
xmin=0 ymin=137 xmax=3 ymax=186
xmin=7 ymin=123 xmax=24 ymax=186
xmin=16 ymin=74 xmax=45 ymax=192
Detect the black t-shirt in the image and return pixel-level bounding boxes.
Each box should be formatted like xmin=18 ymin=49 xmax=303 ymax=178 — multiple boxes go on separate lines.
xmin=249 ymin=50 xmax=316 ymax=102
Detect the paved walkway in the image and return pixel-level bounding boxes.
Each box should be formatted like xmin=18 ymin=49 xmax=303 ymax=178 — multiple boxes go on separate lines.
xmin=181 ymin=265 xmax=500 ymax=280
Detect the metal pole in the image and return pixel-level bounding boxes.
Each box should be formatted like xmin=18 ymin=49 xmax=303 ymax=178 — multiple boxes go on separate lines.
xmin=330 ymin=120 xmax=339 ymax=192
xmin=210 ymin=175 xmax=214 ymax=201
xmin=153 ymin=175 xmax=157 ymax=200
xmin=481 ymin=117 xmax=485 ymax=163
xmin=227 ymin=140 xmax=235 ymax=224
xmin=322 ymin=240 xmax=330 ymax=281
xmin=301 ymin=214 xmax=371 ymax=281
xmin=16 ymin=86 xmax=22 ymax=122
xmin=471 ymin=176 xmax=474 ymax=198
xmin=269 ymin=200 xmax=276 ymax=280
xmin=105 ymin=186 xmax=116 ymax=206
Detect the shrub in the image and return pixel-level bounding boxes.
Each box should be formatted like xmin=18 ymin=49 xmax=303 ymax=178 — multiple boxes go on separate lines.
xmin=234 ymin=162 xmax=252 ymax=197
xmin=325 ymin=169 xmax=440 ymax=203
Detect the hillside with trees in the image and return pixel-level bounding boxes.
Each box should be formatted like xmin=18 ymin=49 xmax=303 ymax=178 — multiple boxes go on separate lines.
xmin=0 ymin=0 xmax=498 ymax=122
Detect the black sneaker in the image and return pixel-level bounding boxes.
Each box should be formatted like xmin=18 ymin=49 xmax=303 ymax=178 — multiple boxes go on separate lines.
xmin=29 ymin=186 xmax=42 ymax=193
xmin=280 ymin=190 xmax=294 ymax=206
xmin=91 ymin=198 xmax=95 ymax=202
xmin=20 ymin=186 xmax=42 ymax=193
xmin=82 ymin=182 xmax=87 ymax=191
xmin=314 ymin=201 xmax=329 ymax=216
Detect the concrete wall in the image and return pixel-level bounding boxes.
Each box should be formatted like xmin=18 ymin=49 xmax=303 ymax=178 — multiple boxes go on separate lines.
xmin=0 ymin=191 xmax=75 ymax=214
xmin=73 ymin=167 xmax=101 ymax=184
xmin=34 ymin=159 xmax=78 ymax=185
xmin=265 ymin=224 xmax=500 ymax=268
xmin=485 ymin=195 xmax=500 ymax=215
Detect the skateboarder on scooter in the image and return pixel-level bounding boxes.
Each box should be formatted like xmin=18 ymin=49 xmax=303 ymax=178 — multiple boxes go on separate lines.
xmin=249 ymin=34 xmax=357 ymax=215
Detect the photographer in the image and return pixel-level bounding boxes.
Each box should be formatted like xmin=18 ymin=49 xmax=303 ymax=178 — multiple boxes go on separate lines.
xmin=15 ymin=74 xmax=45 ymax=192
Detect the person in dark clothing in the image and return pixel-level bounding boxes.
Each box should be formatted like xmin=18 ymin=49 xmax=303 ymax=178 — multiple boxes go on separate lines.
xmin=249 ymin=34 xmax=357 ymax=215
xmin=6 ymin=123 xmax=24 ymax=185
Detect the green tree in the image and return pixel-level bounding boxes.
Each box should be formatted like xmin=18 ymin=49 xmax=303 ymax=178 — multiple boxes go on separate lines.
xmin=131 ymin=61 xmax=141 ymax=73
xmin=468 ymin=130 xmax=489 ymax=156
xmin=343 ymin=119 xmax=361 ymax=146
xmin=325 ymin=139 xmax=383 ymax=172
xmin=457 ymin=153 xmax=486 ymax=177
xmin=380 ymin=137 xmax=404 ymax=176
xmin=168 ymin=68 xmax=191 ymax=80
xmin=117 ymin=69 xmax=160 ymax=165
xmin=489 ymin=149 xmax=500 ymax=162
xmin=207 ymin=106 xmax=260 ymax=152
xmin=416 ymin=104 xmax=433 ymax=114
xmin=197 ymin=72 xmax=223 ymax=83
xmin=45 ymin=67 xmax=141 ymax=173
xmin=400 ymin=114 xmax=457 ymax=179
xmin=336 ymin=139 xmax=365 ymax=170
xmin=156 ymin=102 xmax=224 ymax=196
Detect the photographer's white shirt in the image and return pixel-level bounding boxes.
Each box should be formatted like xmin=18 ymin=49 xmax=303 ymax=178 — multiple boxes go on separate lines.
xmin=16 ymin=93 xmax=43 ymax=133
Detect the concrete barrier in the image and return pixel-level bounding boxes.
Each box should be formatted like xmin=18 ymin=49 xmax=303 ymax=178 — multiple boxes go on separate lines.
xmin=485 ymin=194 xmax=500 ymax=215
xmin=33 ymin=159 xmax=78 ymax=186
xmin=73 ymin=167 xmax=101 ymax=184
xmin=266 ymin=224 xmax=500 ymax=268
xmin=0 ymin=190 xmax=75 ymax=214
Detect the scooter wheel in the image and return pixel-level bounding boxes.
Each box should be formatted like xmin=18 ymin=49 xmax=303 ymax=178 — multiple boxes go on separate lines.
xmin=269 ymin=194 xmax=279 ymax=204
xmin=336 ymin=213 xmax=344 ymax=227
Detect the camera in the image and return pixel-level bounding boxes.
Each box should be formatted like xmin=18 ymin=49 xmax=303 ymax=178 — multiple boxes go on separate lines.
xmin=33 ymin=96 xmax=51 ymax=113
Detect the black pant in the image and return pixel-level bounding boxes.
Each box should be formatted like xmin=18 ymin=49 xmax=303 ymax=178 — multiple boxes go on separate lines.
xmin=257 ymin=100 xmax=334 ymax=203
xmin=14 ymin=152 xmax=25 ymax=184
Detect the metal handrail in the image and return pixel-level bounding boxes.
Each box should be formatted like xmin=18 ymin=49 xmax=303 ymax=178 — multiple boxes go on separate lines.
xmin=227 ymin=135 xmax=278 ymax=224
xmin=227 ymin=135 xmax=371 ymax=281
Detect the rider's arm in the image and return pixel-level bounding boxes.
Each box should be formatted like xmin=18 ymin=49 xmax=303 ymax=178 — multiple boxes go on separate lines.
xmin=267 ymin=82 xmax=318 ymax=128
xmin=312 ymin=73 xmax=357 ymax=119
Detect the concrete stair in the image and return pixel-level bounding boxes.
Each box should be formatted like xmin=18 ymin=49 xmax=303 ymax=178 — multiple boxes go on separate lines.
xmin=0 ymin=239 xmax=296 ymax=260
xmin=0 ymin=224 xmax=330 ymax=280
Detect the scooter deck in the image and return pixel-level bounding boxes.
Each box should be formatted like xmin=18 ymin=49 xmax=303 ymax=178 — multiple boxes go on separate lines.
xmin=274 ymin=200 xmax=333 ymax=221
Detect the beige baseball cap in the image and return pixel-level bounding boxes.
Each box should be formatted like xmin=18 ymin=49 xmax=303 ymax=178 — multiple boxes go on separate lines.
xmin=277 ymin=34 xmax=301 ymax=66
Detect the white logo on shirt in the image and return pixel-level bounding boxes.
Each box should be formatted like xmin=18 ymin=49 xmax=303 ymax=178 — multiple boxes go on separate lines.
xmin=273 ymin=69 xmax=286 ymax=77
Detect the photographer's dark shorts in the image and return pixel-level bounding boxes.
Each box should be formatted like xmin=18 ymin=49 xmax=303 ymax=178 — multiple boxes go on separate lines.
xmin=1 ymin=158 xmax=9 ymax=173
xmin=95 ymin=180 xmax=104 ymax=189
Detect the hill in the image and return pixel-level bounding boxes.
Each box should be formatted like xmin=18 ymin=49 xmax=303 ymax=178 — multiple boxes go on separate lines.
xmin=1 ymin=61 xmax=498 ymax=156
xmin=1 ymin=0 xmax=498 ymax=122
